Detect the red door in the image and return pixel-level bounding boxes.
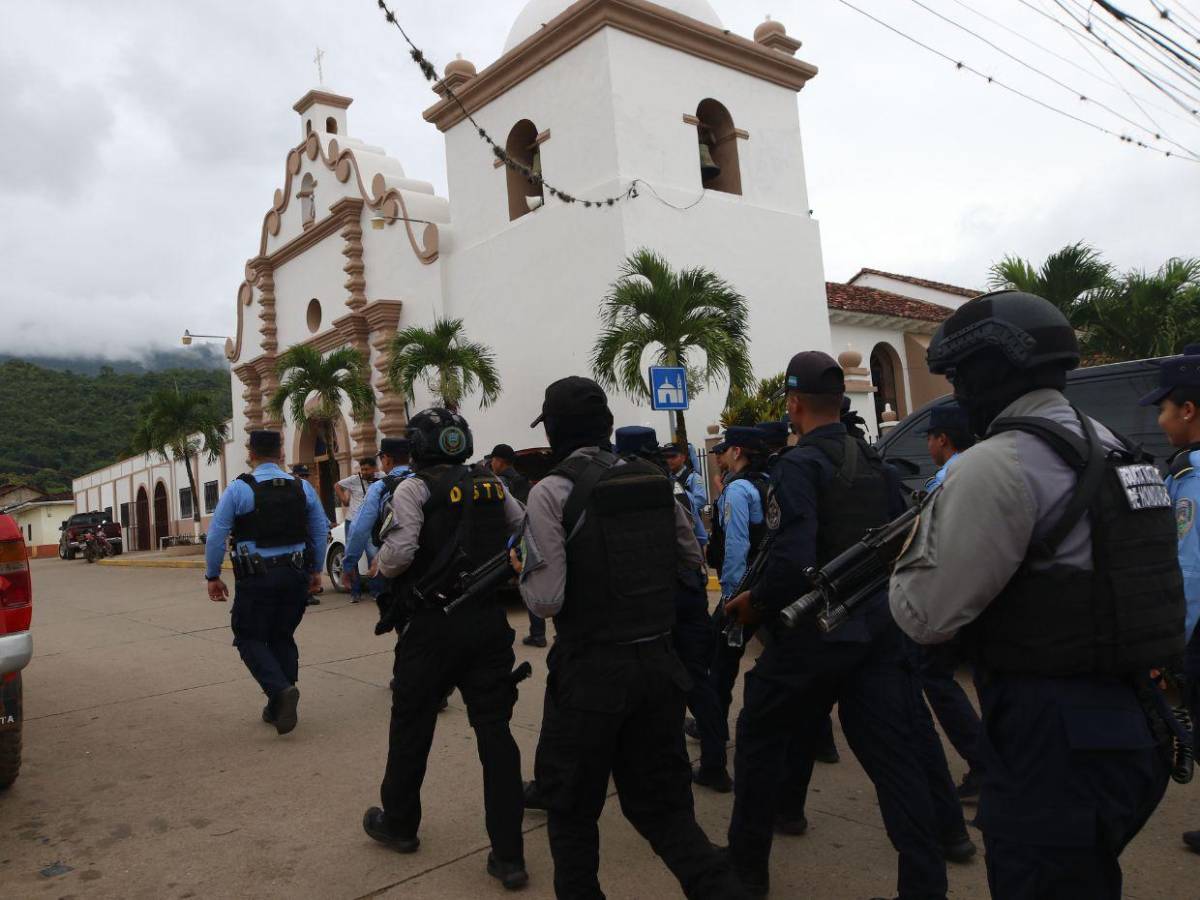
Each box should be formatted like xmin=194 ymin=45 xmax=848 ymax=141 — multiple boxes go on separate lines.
xmin=153 ymin=482 xmax=169 ymax=550
xmin=135 ymin=487 xmax=151 ymax=551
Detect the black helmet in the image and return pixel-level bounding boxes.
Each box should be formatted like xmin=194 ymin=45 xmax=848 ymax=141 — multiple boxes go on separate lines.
xmin=927 ymin=291 xmax=1079 ymax=375
xmin=405 ymin=408 xmax=474 ymax=464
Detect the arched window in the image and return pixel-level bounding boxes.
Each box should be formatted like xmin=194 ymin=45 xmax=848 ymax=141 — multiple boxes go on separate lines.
xmin=305 ymin=119 xmax=313 ymax=136
xmin=299 ymin=173 xmax=316 ymax=226
xmin=870 ymin=342 xmax=908 ymax=422
xmin=325 ymin=116 xmax=338 ymax=134
xmin=307 ymin=298 xmax=322 ymax=333
xmin=695 ymin=99 xmax=742 ymax=195
xmin=505 ymin=119 xmax=544 ymax=221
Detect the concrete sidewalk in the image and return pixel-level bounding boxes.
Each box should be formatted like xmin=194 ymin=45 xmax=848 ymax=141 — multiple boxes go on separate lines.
xmin=2 ymin=558 xmax=1194 ymax=898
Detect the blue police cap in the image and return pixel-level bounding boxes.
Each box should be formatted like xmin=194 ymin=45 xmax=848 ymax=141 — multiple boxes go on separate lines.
xmin=712 ymin=425 xmax=765 ymax=455
xmin=615 ymin=425 xmax=658 ymax=456
xmin=755 ymin=420 xmax=790 ymax=449
xmin=922 ymin=403 xmax=970 ymax=434
xmin=1137 ymin=345 xmax=1200 ymax=406
xmin=248 ymin=430 xmax=282 ymax=454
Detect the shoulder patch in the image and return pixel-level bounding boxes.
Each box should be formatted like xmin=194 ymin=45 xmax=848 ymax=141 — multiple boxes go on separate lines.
xmin=1178 ymin=497 xmax=1195 ymax=539
xmin=765 ymin=488 xmax=782 ymax=530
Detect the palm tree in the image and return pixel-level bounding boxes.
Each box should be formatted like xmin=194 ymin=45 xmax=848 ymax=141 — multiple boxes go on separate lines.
xmin=721 ymin=372 xmax=786 ymax=428
xmin=591 ymin=249 xmax=753 ymax=448
xmin=129 ymin=387 xmax=228 ymax=538
xmin=267 ymin=345 xmax=375 ymax=471
xmin=1081 ymin=258 xmax=1200 ymax=362
xmin=386 ymin=317 xmax=501 ymax=413
xmin=988 ymin=242 xmax=1113 ymax=327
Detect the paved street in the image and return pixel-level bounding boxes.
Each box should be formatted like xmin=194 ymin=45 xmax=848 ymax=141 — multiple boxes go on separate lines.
xmin=1 ymin=559 xmax=1196 ymax=898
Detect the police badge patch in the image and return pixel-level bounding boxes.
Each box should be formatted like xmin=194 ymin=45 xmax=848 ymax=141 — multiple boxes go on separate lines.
xmin=438 ymin=426 xmax=467 ymax=457
xmin=1178 ymin=497 xmax=1196 ymax=539
xmin=765 ymin=490 xmax=782 ymax=531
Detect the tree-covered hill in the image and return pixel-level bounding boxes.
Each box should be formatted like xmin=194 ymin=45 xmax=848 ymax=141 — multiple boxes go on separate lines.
xmin=0 ymin=360 xmax=232 ymax=494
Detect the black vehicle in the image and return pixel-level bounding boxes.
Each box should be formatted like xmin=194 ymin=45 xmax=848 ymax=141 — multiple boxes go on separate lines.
xmin=877 ymin=357 xmax=1171 ymax=491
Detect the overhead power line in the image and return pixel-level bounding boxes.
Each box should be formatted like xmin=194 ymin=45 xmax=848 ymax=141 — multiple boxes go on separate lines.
xmin=1147 ymin=0 xmax=1200 ymax=45
xmin=1092 ymin=0 xmax=1200 ymax=70
xmin=903 ymin=0 xmax=1199 ymax=157
xmin=1056 ymin=0 xmax=1200 ymax=89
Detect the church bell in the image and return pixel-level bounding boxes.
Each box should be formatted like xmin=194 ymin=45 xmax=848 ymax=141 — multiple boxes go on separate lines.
xmin=698 ymin=140 xmax=720 ymax=181
xmin=530 ymin=148 xmax=542 ymax=181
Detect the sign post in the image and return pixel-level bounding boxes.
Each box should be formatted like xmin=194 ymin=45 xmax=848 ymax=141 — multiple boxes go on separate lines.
xmin=649 ymin=366 xmax=689 ymax=442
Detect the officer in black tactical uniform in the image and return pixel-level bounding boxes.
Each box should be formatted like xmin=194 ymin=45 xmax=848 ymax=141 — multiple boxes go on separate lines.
xmin=891 ymin=291 xmax=1185 ymax=898
xmin=361 ymin=409 xmax=529 ymax=891
xmin=723 ymin=352 xmax=948 ymax=899
xmin=516 ymin=377 xmax=742 ymax=899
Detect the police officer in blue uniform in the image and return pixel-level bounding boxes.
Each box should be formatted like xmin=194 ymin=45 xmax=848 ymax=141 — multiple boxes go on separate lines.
xmin=892 ymin=291 xmax=1185 ymax=898
xmin=205 ymin=430 xmax=329 ymax=735
xmin=341 ymin=437 xmax=412 ymax=592
xmin=1138 ymin=343 xmax=1200 ymax=854
xmin=916 ymin=404 xmax=984 ymax=799
xmin=723 ymin=352 xmax=948 ymax=899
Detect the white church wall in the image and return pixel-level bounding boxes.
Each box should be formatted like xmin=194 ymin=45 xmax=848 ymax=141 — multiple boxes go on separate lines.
xmin=271 ymin=240 xmax=350 ymax=353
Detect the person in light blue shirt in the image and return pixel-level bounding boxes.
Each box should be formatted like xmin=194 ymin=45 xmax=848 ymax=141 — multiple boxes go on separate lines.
xmin=664 ymin=442 xmax=708 ymax=546
xmin=712 ymin=428 xmax=766 ymax=598
xmin=341 ymin=438 xmax=412 ymax=591
xmin=1138 ymin=345 xmax=1200 ymax=854
xmin=922 ymin=403 xmax=976 ymax=493
xmin=204 ymin=430 xmax=329 ymax=735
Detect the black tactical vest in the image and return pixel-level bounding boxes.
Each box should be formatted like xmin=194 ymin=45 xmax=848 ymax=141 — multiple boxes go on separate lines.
xmin=406 ymin=465 xmax=510 ymax=604
xmin=232 ymin=474 xmax=308 ymax=547
xmin=554 ymin=451 xmax=678 ymax=644
xmin=707 ymin=470 xmax=770 ymax=572
xmin=796 ymin=432 xmax=892 ymax=567
xmin=968 ymin=412 xmax=1185 ymax=676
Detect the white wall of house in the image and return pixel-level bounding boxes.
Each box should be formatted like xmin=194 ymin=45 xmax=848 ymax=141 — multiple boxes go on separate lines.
xmin=850 ymin=272 xmax=973 ymax=311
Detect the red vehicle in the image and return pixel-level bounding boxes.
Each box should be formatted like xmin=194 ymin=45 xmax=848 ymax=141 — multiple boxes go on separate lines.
xmin=0 ymin=513 xmax=32 ymax=789
xmin=81 ymin=528 xmax=113 ymax=564
xmin=59 ymin=510 xmax=122 ymax=560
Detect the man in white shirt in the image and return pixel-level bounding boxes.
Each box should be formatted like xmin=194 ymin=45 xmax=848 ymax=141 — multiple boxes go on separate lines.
xmin=335 ymin=457 xmax=378 ymax=601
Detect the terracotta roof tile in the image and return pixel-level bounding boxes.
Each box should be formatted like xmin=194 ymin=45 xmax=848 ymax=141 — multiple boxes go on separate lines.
xmin=849 ymin=268 xmax=979 ymax=299
xmin=826 ymin=282 xmax=954 ymax=323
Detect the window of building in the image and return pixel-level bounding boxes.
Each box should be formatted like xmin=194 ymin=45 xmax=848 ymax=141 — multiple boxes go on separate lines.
xmin=179 ymin=487 xmax=193 ymax=520
xmin=306 ymin=119 xmax=313 ymax=135
xmin=119 ymin=502 xmax=131 ymax=527
xmin=204 ymin=481 xmax=219 ymax=515
xmin=505 ymin=119 xmax=544 ymax=221
xmin=307 ymin=298 xmax=322 ymax=333
xmin=325 ymin=116 xmax=338 ymax=134
xmin=104 ymin=506 xmax=113 ymax=522
xmin=26 ymin=524 xmax=32 ymax=543
xmin=695 ymin=99 xmax=742 ymax=195
xmin=299 ymin=173 xmax=316 ymax=226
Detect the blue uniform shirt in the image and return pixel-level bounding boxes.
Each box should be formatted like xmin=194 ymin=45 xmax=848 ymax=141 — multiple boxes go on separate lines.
xmin=1166 ymin=448 xmax=1200 ymax=644
xmin=343 ymin=465 xmax=411 ymax=572
xmin=716 ymin=475 xmax=763 ymax=597
xmin=205 ymin=463 xmax=328 ymax=579
xmin=924 ymin=451 xmax=960 ymax=492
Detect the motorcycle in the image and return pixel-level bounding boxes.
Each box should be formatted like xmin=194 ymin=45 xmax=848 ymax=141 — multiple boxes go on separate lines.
xmin=82 ymin=529 xmax=111 ymax=564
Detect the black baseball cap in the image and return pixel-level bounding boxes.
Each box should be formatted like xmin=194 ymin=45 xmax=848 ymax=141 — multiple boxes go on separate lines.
xmin=531 ymin=376 xmax=612 ymax=427
xmin=379 ymin=437 xmax=410 ymax=457
xmin=661 ymin=442 xmax=686 ymax=456
xmin=490 ymin=443 xmax=517 ymax=462
xmin=785 ymin=351 xmax=845 ymax=395
xmin=248 ymin=430 xmax=282 ymax=454
xmin=289 ymin=463 xmax=310 ymax=477
xmin=712 ymin=426 xmax=766 ymax=455
xmin=921 ymin=403 xmax=970 ymax=434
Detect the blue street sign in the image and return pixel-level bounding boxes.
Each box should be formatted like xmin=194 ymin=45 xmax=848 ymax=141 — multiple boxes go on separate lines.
xmin=649 ymin=366 xmax=689 ymax=411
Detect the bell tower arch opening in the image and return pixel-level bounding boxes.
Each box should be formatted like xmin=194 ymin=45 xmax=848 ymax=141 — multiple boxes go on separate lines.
xmin=695 ymin=99 xmax=742 ymax=195
xmin=505 ymin=119 xmax=543 ymax=221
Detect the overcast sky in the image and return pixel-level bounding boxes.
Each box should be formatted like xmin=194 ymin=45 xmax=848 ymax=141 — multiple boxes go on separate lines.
xmin=3 ymin=0 xmax=1197 ymax=359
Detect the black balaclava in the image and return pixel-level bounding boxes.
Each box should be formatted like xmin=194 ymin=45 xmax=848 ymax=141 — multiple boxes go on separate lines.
xmin=546 ymin=413 xmax=614 ymax=464
xmin=952 ymin=349 xmax=1068 ymax=436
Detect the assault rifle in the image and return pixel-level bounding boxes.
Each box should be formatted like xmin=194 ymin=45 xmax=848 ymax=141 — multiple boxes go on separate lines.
xmin=720 ymin=532 xmax=774 ymax=648
xmin=435 ymin=550 xmax=518 ymax=615
xmin=778 ymin=496 xmax=928 ymax=634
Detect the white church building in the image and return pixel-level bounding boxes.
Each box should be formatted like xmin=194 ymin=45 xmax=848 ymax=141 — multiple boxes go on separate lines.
xmin=74 ymin=0 xmax=973 ymax=544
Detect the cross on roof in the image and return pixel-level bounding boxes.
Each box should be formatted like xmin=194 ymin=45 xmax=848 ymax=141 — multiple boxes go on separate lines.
xmin=314 ymin=46 xmax=325 ymax=85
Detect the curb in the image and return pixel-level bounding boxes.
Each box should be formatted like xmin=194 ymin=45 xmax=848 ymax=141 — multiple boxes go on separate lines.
xmin=98 ymin=557 xmax=231 ymax=571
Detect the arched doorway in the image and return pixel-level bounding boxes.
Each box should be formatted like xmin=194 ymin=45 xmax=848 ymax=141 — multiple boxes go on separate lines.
xmin=294 ymin=417 xmax=349 ymax=522
xmin=153 ymin=481 xmax=169 ymax=550
xmin=870 ymin=342 xmax=908 ymax=423
xmin=135 ymin=486 xmax=151 ymax=551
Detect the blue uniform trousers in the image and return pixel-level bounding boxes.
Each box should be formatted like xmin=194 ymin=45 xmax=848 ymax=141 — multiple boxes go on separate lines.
xmin=918 ymin=639 xmax=982 ymax=775
xmin=230 ymin=565 xmax=309 ymax=698
xmin=672 ymin=571 xmax=727 ymax=773
xmin=728 ymin=623 xmax=947 ymax=899
xmin=975 ymin=672 xmax=1169 ymax=900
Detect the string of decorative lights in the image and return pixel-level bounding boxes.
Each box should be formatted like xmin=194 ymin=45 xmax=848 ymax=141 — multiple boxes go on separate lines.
xmin=1023 ymin=0 xmax=1200 ymax=116
xmin=830 ymin=0 xmax=1197 ymax=159
xmin=372 ymin=0 xmax=710 ymax=212
xmin=904 ymin=0 xmax=1199 ymax=157
xmin=1056 ymin=0 xmax=1200 ymax=89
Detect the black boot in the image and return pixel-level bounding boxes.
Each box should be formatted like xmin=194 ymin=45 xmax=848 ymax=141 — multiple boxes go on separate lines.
xmin=362 ymin=807 xmax=420 ymax=853
xmin=487 ymin=852 xmax=529 ymax=890
xmin=272 ymin=685 xmax=300 ymax=735
xmin=523 ymin=780 xmax=548 ymax=811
